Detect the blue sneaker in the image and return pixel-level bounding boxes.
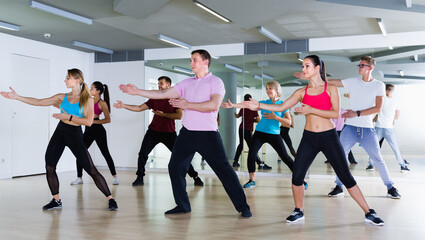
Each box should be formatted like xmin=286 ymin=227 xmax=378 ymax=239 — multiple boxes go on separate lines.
xmin=243 ymin=180 xmax=256 ymax=188
xmin=303 ymin=181 xmax=308 ymax=190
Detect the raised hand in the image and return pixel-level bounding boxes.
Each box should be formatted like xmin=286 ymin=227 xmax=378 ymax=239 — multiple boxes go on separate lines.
xmin=52 ymin=108 xmax=70 ymax=120
xmin=242 ymin=98 xmax=259 ymax=111
xmin=113 ymin=100 xmax=124 ymax=109
xmin=221 ymin=99 xmax=234 ymax=108
xmin=293 ymin=72 xmax=308 ymax=80
xmin=119 ymin=84 xmax=138 ymax=95
xmin=0 ymin=87 xmax=18 ymax=99
xmin=169 ymin=98 xmax=188 ymax=109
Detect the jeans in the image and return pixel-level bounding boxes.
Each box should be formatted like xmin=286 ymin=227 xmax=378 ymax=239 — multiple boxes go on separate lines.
xmin=368 ymin=127 xmax=405 ymax=167
xmin=335 ymin=125 xmax=394 ymax=190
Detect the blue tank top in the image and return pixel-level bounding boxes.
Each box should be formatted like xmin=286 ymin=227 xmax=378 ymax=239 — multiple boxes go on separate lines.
xmin=255 ymin=99 xmax=288 ymax=135
xmin=60 ymin=93 xmax=84 ymax=118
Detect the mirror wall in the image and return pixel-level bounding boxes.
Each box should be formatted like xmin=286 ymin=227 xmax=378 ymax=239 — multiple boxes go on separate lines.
xmin=143 ymin=48 xmax=425 ymax=179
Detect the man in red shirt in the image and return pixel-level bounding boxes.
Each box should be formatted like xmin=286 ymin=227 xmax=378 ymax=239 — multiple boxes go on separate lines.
xmin=114 ymin=76 xmax=203 ymax=186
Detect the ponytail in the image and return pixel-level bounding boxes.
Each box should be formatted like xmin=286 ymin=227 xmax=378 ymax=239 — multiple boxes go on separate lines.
xmin=103 ymin=84 xmax=110 ymax=113
xmin=320 ymin=60 xmax=326 ymax=82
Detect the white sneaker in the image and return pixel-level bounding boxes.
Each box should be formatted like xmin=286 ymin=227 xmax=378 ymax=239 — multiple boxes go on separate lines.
xmin=201 ymin=160 xmax=206 ymax=166
xmin=70 ymin=177 xmax=83 ymax=185
xmin=112 ymin=177 xmax=119 ymax=185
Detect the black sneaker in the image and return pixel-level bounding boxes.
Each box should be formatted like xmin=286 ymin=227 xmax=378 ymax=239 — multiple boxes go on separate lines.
xmin=258 ymin=163 xmax=272 ymax=170
xmin=400 ymin=166 xmax=410 ymax=172
xmin=387 ymin=187 xmax=401 ymax=199
xmin=350 ymin=161 xmax=358 ymax=164
xmin=164 ymin=206 xmax=191 ymax=215
xmin=286 ymin=208 xmax=304 ymax=223
xmin=240 ymin=208 xmax=252 ymax=218
xmin=324 ymin=160 xmax=329 ymax=163
xmin=132 ymin=176 xmax=144 ymax=186
xmin=42 ymin=198 xmax=62 ymax=210
xmin=364 ymin=209 xmax=384 ymax=226
xmin=232 ymin=161 xmax=240 ymax=167
xmin=404 ymin=159 xmax=410 ymax=165
xmin=193 ymin=176 xmax=204 ymax=186
xmin=108 ymin=199 xmax=118 ymax=211
xmin=366 ymin=164 xmax=374 ymax=171
xmin=328 ymin=185 xmax=344 ymax=197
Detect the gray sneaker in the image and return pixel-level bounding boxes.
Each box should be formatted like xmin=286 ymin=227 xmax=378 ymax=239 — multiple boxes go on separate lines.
xmin=112 ymin=177 xmax=119 ymax=185
xmin=400 ymin=166 xmax=410 ymax=173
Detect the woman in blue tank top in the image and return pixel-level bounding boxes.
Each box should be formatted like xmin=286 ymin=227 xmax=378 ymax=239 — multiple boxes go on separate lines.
xmin=0 ymin=69 xmax=118 ymax=211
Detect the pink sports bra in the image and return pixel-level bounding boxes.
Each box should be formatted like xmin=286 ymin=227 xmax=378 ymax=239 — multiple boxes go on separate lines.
xmin=302 ymin=82 xmax=332 ymax=110
xmin=94 ymin=99 xmax=102 ymax=115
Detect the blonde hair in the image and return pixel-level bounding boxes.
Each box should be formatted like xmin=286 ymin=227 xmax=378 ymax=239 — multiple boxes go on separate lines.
xmin=266 ymin=81 xmax=282 ymax=97
xmin=68 ymin=68 xmax=90 ymax=117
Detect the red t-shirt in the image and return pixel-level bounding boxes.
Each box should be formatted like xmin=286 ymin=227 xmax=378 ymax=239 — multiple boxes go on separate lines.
xmin=238 ymin=109 xmax=259 ymax=131
xmin=145 ymin=99 xmax=177 ymax=132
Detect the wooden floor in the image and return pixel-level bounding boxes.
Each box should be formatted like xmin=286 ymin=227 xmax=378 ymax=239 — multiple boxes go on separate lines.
xmin=1 ymin=155 xmax=424 ymax=240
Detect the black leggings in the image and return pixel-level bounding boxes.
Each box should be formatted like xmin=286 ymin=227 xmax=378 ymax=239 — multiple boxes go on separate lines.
xmin=247 ymin=131 xmax=294 ymax=173
xmin=292 ymin=129 xmax=356 ymax=188
xmin=280 ymin=126 xmax=297 ymax=158
xmin=233 ymin=128 xmax=261 ymax=164
xmin=76 ymin=121 xmax=117 ymax=177
xmin=45 ymin=121 xmax=111 ymax=197
xmin=137 ymin=129 xmax=198 ymax=178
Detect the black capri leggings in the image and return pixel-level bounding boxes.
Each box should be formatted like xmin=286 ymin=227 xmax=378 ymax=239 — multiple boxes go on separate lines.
xmin=76 ymin=120 xmax=117 ymax=177
xmin=233 ymin=128 xmax=261 ymax=164
xmin=45 ymin=121 xmax=111 ymax=197
xmin=247 ymin=131 xmax=294 ymax=173
xmin=292 ymin=128 xmax=356 ymax=188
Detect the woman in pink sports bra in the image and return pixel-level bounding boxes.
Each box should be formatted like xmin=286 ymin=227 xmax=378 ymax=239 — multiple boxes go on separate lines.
xmin=241 ymin=55 xmax=384 ymax=225
xmin=70 ymin=81 xmax=119 ymax=186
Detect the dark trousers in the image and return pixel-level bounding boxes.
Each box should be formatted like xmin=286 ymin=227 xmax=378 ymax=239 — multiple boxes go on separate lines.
xmin=137 ymin=129 xmax=198 ymax=178
xmin=169 ymin=127 xmax=249 ymax=212
xmin=76 ymin=123 xmax=117 ymax=177
xmin=280 ymin=126 xmax=297 ymax=158
xmin=45 ymin=121 xmax=111 ymax=196
xmin=292 ymin=129 xmax=356 ymax=188
xmin=233 ymin=128 xmax=261 ymax=164
xmin=248 ymin=131 xmax=294 ymax=173
xmin=337 ymin=130 xmax=356 ymax=163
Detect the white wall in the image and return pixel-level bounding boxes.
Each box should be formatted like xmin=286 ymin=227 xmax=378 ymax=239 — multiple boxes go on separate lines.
xmin=93 ymin=61 xmax=145 ymax=169
xmin=0 ymin=32 xmax=93 ymax=179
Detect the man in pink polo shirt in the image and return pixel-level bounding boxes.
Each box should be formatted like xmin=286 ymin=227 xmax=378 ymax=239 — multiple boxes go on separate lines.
xmin=119 ymin=49 xmax=251 ymax=218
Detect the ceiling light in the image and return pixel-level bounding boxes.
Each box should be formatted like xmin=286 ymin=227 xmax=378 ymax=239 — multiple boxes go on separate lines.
xmin=405 ymin=0 xmax=412 ymax=8
xmin=29 ymin=0 xmax=92 ymax=25
xmin=224 ymin=64 xmax=243 ymax=73
xmin=157 ymin=34 xmax=191 ymax=49
xmin=377 ymin=18 xmax=387 ymax=36
xmin=258 ymin=26 xmax=282 ymax=44
xmin=399 ymin=70 xmax=404 ymax=77
xmin=193 ymin=1 xmax=231 ymax=23
xmin=72 ymin=41 xmax=113 ymax=54
xmin=388 ymin=46 xmax=393 ymax=50
xmin=172 ymin=66 xmax=193 ymax=75
xmin=0 ymin=20 xmax=19 ymax=31
xmin=262 ymin=73 xmax=274 ymax=80
xmin=413 ymin=54 xmax=418 ymax=62
xmin=253 ymin=74 xmax=262 ymax=81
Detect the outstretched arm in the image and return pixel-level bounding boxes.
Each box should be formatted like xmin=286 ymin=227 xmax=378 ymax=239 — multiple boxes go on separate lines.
xmin=294 ymin=85 xmax=340 ymax=119
xmin=221 ymin=99 xmax=247 ymax=109
xmin=1 ymin=87 xmax=62 ymax=106
xmin=343 ymin=96 xmax=383 ymax=118
xmin=113 ymin=100 xmax=149 ymax=112
xmin=244 ymin=88 xmax=303 ymax=112
xmin=152 ymin=108 xmax=182 ymax=120
xmin=119 ymin=84 xmax=180 ymax=99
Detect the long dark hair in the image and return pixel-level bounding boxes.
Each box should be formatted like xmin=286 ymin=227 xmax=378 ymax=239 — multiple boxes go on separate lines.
xmin=92 ymin=81 xmax=110 ymax=113
xmin=305 ymin=55 xmax=326 ymax=82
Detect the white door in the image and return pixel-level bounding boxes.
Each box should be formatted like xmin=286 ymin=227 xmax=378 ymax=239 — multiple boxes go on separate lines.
xmin=11 ymin=54 xmax=50 ymax=177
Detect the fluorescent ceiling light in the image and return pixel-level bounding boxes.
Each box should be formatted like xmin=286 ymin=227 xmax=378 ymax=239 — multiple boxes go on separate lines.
xmin=0 ymin=20 xmax=19 ymax=31
xmin=405 ymin=0 xmax=412 ymax=8
xmin=224 ymin=64 xmax=243 ymax=73
xmin=253 ymin=74 xmax=262 ymax=81
xmin=377 ymin=18 xmax=387 ymax=36
xmin=258 ymin=26 xmax=282 ymax=44
xmin=29 ymin=1 xmax=92 ymax=25
xmin=193 ymin=1 xmax=231 ymax=23
xmin=399 ymin=70 xmax=404 ymax=77
xmin=262 ymin=73 xmax=274 ymax=80
xmin=388 ymin=46 xmax=393 ymax=50
xmin=413 ymin=54 xmax=418 ymax=62
xmin=72 ymin=41 xmax=113 ymax=54
xmin=172 ymin=66 xmax=193 ymax=75
xmin=157 ymin=34 xmax=191 ymax=49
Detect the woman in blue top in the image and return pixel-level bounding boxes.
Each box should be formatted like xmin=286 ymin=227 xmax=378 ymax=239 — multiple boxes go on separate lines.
xmin=223 ymin=81 xmax=296 ymax=188
xmin=0 ymin=69 xmax=117 ymax=211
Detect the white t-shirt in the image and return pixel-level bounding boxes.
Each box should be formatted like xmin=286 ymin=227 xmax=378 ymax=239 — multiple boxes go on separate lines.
xmin=375 ymin=96 xmax=399 ymax=129
xmin=341 ymin=78 xmax=385 ymax=128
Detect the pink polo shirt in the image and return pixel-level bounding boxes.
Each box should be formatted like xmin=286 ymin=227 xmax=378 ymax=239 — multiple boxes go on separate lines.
xmin=331 ymin=108 xmax=347 ymax=131
xmin=173 ymin=72 xmax=225 ymax=131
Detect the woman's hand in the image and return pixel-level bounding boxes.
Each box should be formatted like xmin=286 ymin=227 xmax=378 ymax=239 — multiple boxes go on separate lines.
xmin=242 ymin=99 xmax=259 ymax=111
xmin=113 ymin=100 xmax=124 ymax=109
xmin=0 ymin=87 xmax=18 ymax=100
xmin=263 ymin=112 xmax=277 ymax=120
xmin=119 ymin=84 xmax=138 ymax=95
xmin=294 ymin=104 xmax=312 ymax=115
xmin=52 ymin=108 xmax=71 ymax=120
xmin=221 ymin=99 xmax=234 ymax=108
xmin=293 ymin=72 xmax=308 ymax=80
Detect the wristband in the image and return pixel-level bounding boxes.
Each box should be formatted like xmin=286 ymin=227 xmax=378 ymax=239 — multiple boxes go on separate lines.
xmin=69 ymin=115 xmax=73 ymax=121
xmin=356 ymin=110 xmax=361 ymax=117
